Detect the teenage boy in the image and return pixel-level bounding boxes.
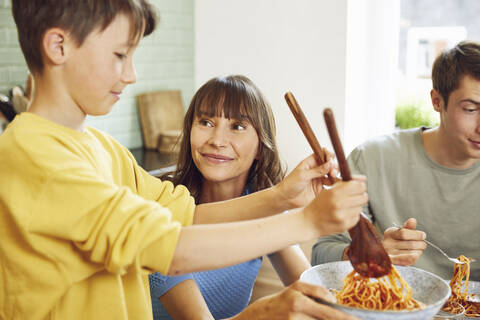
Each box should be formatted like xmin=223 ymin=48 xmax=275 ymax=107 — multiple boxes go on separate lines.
xmin=0 ymin=1 xmax=366 ymax=319
xmin=312 ymin=41 xmax=480 ymax=281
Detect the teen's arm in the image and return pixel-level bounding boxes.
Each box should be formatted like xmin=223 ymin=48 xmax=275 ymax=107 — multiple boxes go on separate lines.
xmin=142 ymin=179 xmax=367 ymax=275
xmin=313 ymin=219 xmax=427 ymax=267
xmin=311 ymin=233 xmax=351 ymax=265
xmin=267 ymin=246 xmax=311 ymax=286
xmin=194 ymin=154 xmax=337 ymax=224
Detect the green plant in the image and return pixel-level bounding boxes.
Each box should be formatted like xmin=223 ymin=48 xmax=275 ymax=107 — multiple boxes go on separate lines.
xmin=395 ymin=101 xmax=439 ymax=129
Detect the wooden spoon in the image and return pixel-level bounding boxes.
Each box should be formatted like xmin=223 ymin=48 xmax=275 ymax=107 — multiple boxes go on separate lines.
xmin=323 ymin=108 xmax=392 ymax=278
xmin=284 ymin=92 xmax=337 ymax=184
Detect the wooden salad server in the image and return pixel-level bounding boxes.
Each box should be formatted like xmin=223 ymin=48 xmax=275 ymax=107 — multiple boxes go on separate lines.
xmin=284 ymin=92 xmax=337 ymax=184
xmin=323 ymin=108 xmax=392 ymax=278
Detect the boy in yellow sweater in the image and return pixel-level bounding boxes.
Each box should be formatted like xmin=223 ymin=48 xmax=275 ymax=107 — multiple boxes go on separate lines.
xmin=0 ymin=1 xmax=367 ymax=319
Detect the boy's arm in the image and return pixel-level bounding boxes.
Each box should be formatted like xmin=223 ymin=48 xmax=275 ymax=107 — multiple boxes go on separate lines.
xmin=135 ymin=152 xmax=337 ymax=225
xmin=142 ymin=179 xmax=367 ymax=276
xmin=193 ymin=186 xmax=286 ymax=223
xmin=193 ymin=155 xmax=336 ymax=224
xmin=143 ymin=209 xmax=310 ymax=275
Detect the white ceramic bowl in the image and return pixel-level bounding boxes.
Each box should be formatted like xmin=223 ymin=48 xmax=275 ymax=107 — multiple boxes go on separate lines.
xmin=301 ymin=261 xmax=451 ymax=320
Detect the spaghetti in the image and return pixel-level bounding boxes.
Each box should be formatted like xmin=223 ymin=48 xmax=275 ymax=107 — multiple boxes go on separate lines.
xmin=335 ymin=266 xmax=423 ymax=311
xmin=442 ymin=255 xmax=480 ymax=317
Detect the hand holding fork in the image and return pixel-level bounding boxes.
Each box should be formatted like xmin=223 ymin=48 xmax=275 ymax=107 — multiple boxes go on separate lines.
xmin=382 ymin=218 xmax=427 ymax=266
xmin=389 ymin=219 xmax=475 ymax=265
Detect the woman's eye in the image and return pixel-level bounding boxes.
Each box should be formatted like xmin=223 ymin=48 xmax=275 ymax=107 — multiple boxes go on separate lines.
xmin=232 ymin=123 xmax=247 ymax=130
xmin=115 ymin=53 xmax=127 ymax=60
xmin=199 ymin=119 xmax=213 ymax=127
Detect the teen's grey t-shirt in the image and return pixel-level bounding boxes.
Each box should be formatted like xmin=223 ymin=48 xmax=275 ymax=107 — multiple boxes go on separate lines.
xmin=312 ymin=127 xmax=480 ymax=280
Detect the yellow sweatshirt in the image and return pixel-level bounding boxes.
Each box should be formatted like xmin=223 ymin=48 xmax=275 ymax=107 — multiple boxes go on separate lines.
xmin=0 ymin=112 xmax=195 ymax=320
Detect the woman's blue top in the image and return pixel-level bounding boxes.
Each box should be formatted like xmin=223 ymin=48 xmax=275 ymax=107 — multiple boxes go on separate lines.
xmin=149 ymin=258 xmax=262 ymax=319
xmin=149 ymin=187 xmax=263 ymax=319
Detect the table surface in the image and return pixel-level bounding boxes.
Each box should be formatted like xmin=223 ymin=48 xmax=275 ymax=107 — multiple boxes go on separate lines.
xmin=129 ymin=147 xmax=177 ymax=176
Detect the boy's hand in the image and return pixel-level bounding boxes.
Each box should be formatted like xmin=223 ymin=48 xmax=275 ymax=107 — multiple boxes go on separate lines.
xmin=303 ymin=177 xmax=367 ymax=237
xmin=382 ymin=218 xmax=427 ymax=265
xmin=231 ymin=281 xmax=358 ymax=320
xmin=275 ymin=151 xmax=338 ymax=210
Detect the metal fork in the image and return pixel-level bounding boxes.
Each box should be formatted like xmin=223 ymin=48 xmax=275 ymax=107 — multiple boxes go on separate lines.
xmin=392 ymin=222 xmax=468 ymax=265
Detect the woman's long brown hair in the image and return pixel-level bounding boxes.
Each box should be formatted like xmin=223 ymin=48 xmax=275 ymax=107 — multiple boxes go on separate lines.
xmin=162 ymin=75 xmax=285 ymax=201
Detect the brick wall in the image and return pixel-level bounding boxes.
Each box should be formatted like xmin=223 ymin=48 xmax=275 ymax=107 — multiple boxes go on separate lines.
xmin=0 ymin=0 xmax=194 ymax=149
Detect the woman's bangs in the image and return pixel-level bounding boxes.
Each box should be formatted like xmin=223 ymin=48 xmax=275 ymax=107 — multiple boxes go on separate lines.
xmin=194 ymin=88 xmax=255 ymax=124
xmin=221 ymin=89 xmax=255 ymax=122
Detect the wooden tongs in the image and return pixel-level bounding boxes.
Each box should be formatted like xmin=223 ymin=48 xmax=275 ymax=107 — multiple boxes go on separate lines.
xmin=284 ymin=92 xmax=392 ymax=278
xmin=284 ymin=92 xmax=337 ymax=184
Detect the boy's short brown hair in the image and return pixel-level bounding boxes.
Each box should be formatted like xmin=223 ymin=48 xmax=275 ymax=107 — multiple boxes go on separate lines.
xmin=432 ymin=41 xmax=480 ymax=108
xmin=12 ymin=0 xmax=158 ymax=74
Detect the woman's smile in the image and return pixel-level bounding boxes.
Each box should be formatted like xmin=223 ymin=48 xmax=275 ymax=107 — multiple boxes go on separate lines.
xmin=201 ymin=152 xmax=234 ymax=164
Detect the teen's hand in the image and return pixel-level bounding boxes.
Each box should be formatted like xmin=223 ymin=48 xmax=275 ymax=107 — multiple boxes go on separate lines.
xmin=275 ymin=151 xmax=339 ymax=209
xmin=304 ymin=178 xmax=367 ymax=237
xmin=382 ymin=218 xmax=427 ymax=265
xmin=229 ymin=281 xmax=358 ymax=320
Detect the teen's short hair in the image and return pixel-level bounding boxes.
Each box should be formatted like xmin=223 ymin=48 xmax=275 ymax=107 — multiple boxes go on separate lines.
xmin=12 ymin=0 xmax=158 ymax=74
xmin=432 ymin=41 xmax=480 ymax=108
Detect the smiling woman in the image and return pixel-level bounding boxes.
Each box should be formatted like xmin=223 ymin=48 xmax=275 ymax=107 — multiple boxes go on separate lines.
xmin=167 ymin=75 xmax=284 ymax=200
xmin=189 ymin=103 xmax=261 ymax=203
xmin=190 ymin=112 xmax=260 ymax=197
xmin=148 ymin=75 xmax=313 ymax=320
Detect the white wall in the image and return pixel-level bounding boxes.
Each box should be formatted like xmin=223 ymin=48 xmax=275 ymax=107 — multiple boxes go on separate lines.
xmin=195 ymin=0 xmax=399 ymax=170
xmin=195 ymin=0 xmax=349 ymax=170
xmin=344 ymin=0 xmax=400 ymax=153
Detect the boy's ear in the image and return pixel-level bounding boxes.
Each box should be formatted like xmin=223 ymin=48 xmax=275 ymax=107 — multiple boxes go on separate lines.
xmin=42 ymin=28 xmax=70 ymax=67
xmin=430 ymin=89 xmax=444 ymax=112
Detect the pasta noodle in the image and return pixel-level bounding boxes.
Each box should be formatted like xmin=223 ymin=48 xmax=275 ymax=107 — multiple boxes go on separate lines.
xmin=442 ymin=255 xmax=480 ymax=317
xmin=335 ymin=266 xmax=423 ymax=311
